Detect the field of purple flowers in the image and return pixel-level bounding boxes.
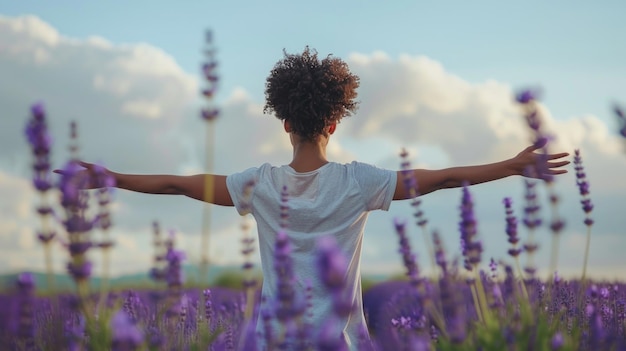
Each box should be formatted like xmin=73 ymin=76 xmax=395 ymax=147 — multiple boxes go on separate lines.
xmin=3 ymin=33 xmax=626 ymax=350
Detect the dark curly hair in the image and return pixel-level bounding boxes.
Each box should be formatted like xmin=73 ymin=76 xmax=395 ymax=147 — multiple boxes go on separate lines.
xmin=263 ymin=47 xmax=360 ymax=141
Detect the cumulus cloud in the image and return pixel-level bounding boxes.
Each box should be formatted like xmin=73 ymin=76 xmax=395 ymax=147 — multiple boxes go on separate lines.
xmin=0 ymin=15 xmax=623 ymax=280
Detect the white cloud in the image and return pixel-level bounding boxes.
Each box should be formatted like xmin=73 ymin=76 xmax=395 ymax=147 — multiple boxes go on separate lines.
xmin=0 ymin=14 xmax=59 ymax=50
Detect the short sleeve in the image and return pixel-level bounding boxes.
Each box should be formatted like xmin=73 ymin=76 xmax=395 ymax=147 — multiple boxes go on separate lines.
xmin=351 ymin=161 xmax=397 ymax=211
xmin=226 ymin=166 xmax=259 ymax=215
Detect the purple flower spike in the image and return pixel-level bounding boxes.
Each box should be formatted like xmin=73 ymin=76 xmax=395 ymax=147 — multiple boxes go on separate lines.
xmin=459 ymin=184 xmax=481 ymax=269
xmin=503 ymin=197 xmax=522 ymax=259
xmin=15 ymin=272 xmax=36 ymax=348
xmin=17 ymin=272 xmax=35 ymax=291
xmin=25 ymin=101 xmax=56 ymax=250
xmin=573 ymin=149 xmax=594 ymax=227
xmin=165 ymin=247 xmax=186 ymax=288
xmin=550 ymin=331 xmax=564 ymax=350
xmin=316 ymin=235 xmax=353 ymax=319
xmin=200 ymin=30 xmax=220 ymax=122
xmin=273 ymin=229 xmax=301 ymax=325
xmin=515 ymin=88 xmax=539 ymax=104
xmin=316 ymin=235 xmax=348 ymax=292
xmin=393 ymin=218 xmax=421 ymax=288
xmin=67 ymin=261 xmax=93 ymax=281
xmin=111 ymin=309 xmax=144 ymax=351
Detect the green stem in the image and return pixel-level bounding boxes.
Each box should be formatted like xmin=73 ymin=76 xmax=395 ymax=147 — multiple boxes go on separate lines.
xmin=98 ymin=247 xmax=111 ymax=311
xmin=420 ymin=225 xmax=437 ymax=282
xmin=470 ymin=281 xmax=484 ymax=324
xmin=514 ymin=256 xmax=529 ymax=302
xmin=474 ymin=266 xmax=492 ymax=326
xmin=200 ymin=120 xmax=216 ymax=284
xmin=581 ymin=223 xmax=592 ymax=283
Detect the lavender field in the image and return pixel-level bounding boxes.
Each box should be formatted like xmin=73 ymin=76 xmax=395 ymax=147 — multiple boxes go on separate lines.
xmin=3 ymin=94 xmax=626 ymax=350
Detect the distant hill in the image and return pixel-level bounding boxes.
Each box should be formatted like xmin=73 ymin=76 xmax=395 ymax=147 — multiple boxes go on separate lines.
xmin=0 ymin=265 xmax=396 ymax=294
xmin=0 ymin=264 xmax=248 ymax=293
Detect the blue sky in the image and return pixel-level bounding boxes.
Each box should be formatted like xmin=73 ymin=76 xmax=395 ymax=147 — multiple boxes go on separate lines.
xmin=4 ymin=0 xmax=624 ymax=121
xmin=0 ymin=1 xmax=625 ymax=281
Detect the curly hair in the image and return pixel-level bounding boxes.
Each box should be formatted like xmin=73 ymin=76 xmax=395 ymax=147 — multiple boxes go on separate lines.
xmin=263 ymin=47 xmax=360 ymax=141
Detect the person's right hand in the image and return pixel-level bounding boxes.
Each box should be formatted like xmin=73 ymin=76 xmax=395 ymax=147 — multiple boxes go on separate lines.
xmin=53 ymin=161 xmax=116 ymax=189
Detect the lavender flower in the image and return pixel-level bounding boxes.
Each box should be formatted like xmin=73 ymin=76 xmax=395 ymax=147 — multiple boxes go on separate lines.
xmin=316 ymin=235 xmax=352 ymax=317
xmin=574 ymin=149 xmax=594 ymax=226
xmin=432 ymin=230 xmax=447 ymax=275
xmin=15 ymin=272 xmax=36 ymax=349
xmin=550 ymin=331 xmax=564 ymax=350
xmin=316 ymin=319 xmax=348 ymax=351
xmin=575 ymin=149 xmax=595 ymax=282
xmin=522 ymin=179 xmax=541 ymax=279
xmin=272 ymin=229 xmax=299 ymax=323
xmin=240 ymin=218 xmax=257 ymax=322
xmin=503 ymin=197 xmax=522 ymax=258
xmin=459 ymin=184 xmax=482 ymax=269
xmin=393 ymin=218 xmax=421 ymax=289
xmin=25 ymin=102 xmax=53 ymax=192
xmin=399 ymin=148 xmax=437 ymax=277
xmin=200 ymin=30 xmax=220 ymax=121
xmin=515 ymin=89 xmax=539 ymax=104
xmin=110 ymin=309 xmax=144 ymax=351
xmin=316 ymin=235 xmax=348 ymax=292
xmin=122 ymin=290 xmax=141 ymax=323
xmin=516 ymin=89 xmax=555 ymax=183
xmin=280 ymin=185 xmax=289 ymax=229
xmin=25 ymin=102 xmax=57 ymax=290
xmin=165 ymin=246 xmax=186 ymax=289
xmin=149 ymin=221 xmax=166 ymax=284
xmin=432 ymin=232 xmax=467 ymax=343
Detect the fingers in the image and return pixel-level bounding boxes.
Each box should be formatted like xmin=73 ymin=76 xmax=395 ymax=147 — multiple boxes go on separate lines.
xmin=547 ymin=160 xmax=570 ymax=168
xmin=78 ymin=161 xmax=92 ymax=169
xmin=526 ymin=138 xmax=548 ymax=152
xmin=547 ymin=152 xmax=569 ymax=160
xmin=53 ymin=161 xmax=93 ymax=175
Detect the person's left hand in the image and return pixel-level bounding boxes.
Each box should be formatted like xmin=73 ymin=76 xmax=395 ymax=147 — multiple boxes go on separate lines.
xmin=511 ymin=143 xmax=570 ymax=179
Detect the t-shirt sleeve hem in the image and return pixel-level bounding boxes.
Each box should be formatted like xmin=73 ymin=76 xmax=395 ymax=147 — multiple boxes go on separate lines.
xmin=380 ymin=170 xmax=397 ymax=211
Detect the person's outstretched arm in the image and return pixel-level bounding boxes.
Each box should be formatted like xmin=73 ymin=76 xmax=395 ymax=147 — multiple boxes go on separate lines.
xmin=393 ymin=144 xmax=570 ymax=200
xmin=58 ymin=162 xmax=234 ymax=206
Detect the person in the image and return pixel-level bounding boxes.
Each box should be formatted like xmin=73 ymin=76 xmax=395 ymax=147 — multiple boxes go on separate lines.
xmin=69 ymin=47 xmax=569 ymax=349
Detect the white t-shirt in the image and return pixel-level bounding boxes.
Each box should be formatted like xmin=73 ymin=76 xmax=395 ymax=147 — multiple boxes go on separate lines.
xmin=226 ymin=161 xmax=397 ymax=349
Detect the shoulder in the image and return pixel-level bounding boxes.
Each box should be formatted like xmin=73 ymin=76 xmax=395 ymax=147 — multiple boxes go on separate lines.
xmin=345 ymin=161 xmax=394 ymax=174
xmin=226 ymin=163 xmax=270 ymax=187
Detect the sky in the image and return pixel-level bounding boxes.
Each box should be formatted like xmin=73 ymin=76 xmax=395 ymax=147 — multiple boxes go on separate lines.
xmin=0 ymin=1 xmax=625 ymax=282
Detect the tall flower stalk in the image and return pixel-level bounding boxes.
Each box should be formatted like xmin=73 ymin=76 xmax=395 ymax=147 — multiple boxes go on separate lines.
xmin=199 ymin=30 xmax=220 ymax=284
xmin=240 ymin=219 xmax=257 ymax=321
xmin=503 ymin=197 xmax=529 ymax=301
xmin=399 ymin=148 xmax=436 ymax=279
xmin=458 ymin=184 xmax=491 ymax=326
xmin=574 ymin=149 xmax=594 ymax=283
xmin=393 ymin=218 xmax=445 ymax=335
xmin=239 ymin=179 xmax=257 ymax=322
xmin=58 ymin=122 xmax=97 ymax=308
xmin=93 ymin=163 xmax=116 ymax=310
xmin=516 ymin=89 xmax=564 ymax=278
xmin=24 ymin=102 xmax=56 ymax=292
xmin=315 ymin=235 xmax=353 ymax=350
xmin=15 ymin=272 xmax=36 ymax=350
xmin=149 ymin=221 xmax=167 ymax=286
xmin=521 ymin=178 xmax=541 ymax=280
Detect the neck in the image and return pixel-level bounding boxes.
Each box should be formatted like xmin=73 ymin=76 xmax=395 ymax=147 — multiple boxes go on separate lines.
xmin=289 ymin=136 xmax=329 ymax=172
